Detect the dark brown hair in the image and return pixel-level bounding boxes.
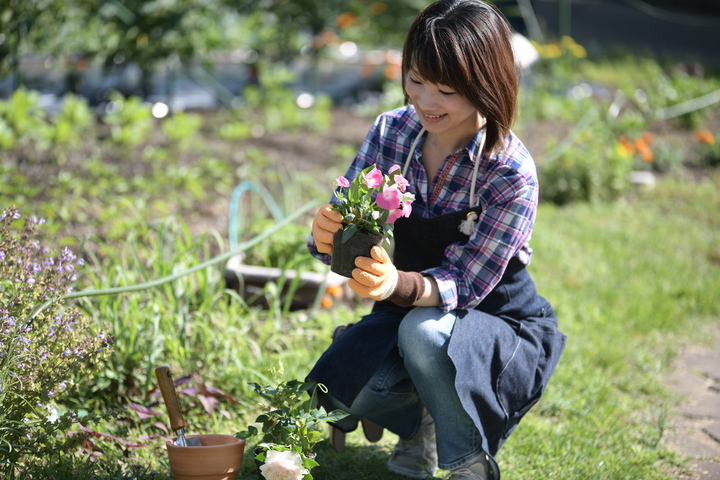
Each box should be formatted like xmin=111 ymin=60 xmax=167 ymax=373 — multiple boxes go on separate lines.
xmin=402 ymin=0 xmax=518 ymax=154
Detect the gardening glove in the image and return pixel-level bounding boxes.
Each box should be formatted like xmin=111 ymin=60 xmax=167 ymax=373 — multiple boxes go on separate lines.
xmin=349 ymin=246 xmax=426 ymax=307
xmin=312 ymin=204 xmax=344 ymax=254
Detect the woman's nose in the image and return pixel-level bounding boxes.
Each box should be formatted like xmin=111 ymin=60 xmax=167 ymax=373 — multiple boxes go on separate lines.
xmin=415 ymin=89 xmax=440 ymax=110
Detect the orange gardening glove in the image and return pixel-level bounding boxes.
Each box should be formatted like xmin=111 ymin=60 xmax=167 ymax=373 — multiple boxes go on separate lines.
xmin=312 ymin=204 xmax=343 ymax=254
xmin=349 ymin=246 xmax=399 ymax=301
xmin=350 ymin=246 xmax=429 ymax=306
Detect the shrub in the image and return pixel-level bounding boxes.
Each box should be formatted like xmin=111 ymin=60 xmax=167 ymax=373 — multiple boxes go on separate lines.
xmin=694 ymin=129 xmax=720 ymax=167
xmin=538 ymin=116 xmax=634 ymax=204
xmin=0 ymin=206 xmax=111 ymax=476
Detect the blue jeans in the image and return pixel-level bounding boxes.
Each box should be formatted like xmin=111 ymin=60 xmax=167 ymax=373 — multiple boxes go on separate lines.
xmin=325 ymin=306 xmax=486 ymax=471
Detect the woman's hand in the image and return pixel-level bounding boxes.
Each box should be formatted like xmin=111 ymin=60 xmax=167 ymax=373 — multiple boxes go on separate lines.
xmin=350 ymin=246 xmax=399 ymax=301
xmin=312 ymin=204 xmax=344 ymax=254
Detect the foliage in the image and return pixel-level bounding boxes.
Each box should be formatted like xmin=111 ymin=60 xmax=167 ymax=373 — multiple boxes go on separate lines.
xmin=236 ymin=371 xmax=348 ymax=457
xmin=332 ymin=165 xmax=415 ymax=243
xmin=694 ymin=128 xmax=720 ymax=167
xmin=102 ymin=92 xmax=155 ymax=146
xmin=238 ymin=63 xmax=333 ymax=133
xmin=51 ymin=95 xmax=95 ymax=148
xmin=0 ymin=88 xmax=52 ymax=151
xmin=161 ymin=112 xmax=204 ymax=145
xmin=0 ymin=206 xmax=111 ymax=475
xmin=538 ymin=115 xmax=634 ymax=204
xmin=0 ymin=89 xmax=94 ymax=154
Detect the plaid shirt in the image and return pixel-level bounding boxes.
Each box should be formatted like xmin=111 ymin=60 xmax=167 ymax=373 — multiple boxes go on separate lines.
xmin=309 ymin=105 xmax=538 ymax=312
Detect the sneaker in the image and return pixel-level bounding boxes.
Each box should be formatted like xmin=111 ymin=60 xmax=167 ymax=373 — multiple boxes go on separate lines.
xmin=444 ymin=455 xmax=497 ymax=480
xmin=387 ymin=408 xmax=437 ymax=479
xmin=444 ymin=466 xmax=485 ymax=480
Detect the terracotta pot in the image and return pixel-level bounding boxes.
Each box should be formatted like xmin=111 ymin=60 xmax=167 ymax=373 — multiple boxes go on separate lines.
xmin=331 ymin=229 xmax=383 ymax=277
xmin=166 ymin=434 xmax=246 ymax=480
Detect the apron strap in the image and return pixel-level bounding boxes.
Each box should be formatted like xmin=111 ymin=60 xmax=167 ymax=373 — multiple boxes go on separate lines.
xmin=401 ymin=126 xmax=487 ymax=236
xmin=401 ymin=127 xmax=486 ymax=210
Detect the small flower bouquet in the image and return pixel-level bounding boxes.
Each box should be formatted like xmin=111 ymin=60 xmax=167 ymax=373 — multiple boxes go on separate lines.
xmin=235 ymin=374 xmax=348 ymax=480
xmin=333 ymin=164 xmax=415 ymax=244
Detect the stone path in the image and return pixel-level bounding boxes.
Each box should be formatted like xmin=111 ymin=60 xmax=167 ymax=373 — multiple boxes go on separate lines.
xmin=665 ymin=329 xmax=720 ymax=479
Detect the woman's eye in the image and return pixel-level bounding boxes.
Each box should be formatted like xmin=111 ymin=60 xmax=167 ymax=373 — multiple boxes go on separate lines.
xmin=409 ymin=77 xmax=422 ymax=85
xmin=439 ymin=89 xmax=456 ymax=96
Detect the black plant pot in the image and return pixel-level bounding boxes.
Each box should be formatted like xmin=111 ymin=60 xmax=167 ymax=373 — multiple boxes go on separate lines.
xmin=330 ymin=229 xmax=383 ymax=278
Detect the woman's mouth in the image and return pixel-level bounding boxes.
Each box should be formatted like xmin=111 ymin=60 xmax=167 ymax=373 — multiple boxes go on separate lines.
xmin=423 ymin=112 xmax=447 ymax=122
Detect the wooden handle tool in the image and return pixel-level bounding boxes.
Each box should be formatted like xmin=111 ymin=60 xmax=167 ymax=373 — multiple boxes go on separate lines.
xmin=155 ymin=366 xmax=201 ymax=446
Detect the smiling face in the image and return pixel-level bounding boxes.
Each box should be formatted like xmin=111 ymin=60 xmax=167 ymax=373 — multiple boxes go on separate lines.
xmin=404 ymin=69 xmax=482 ymax=139
xmin=401 ymin=0 xmax=519 ymax=154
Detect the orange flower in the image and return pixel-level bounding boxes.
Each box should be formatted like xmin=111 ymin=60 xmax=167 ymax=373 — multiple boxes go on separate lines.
xmin=635 ymin=138 xmax=654 ymax=163
xmin=325 ymin=284 xmax=344 ymax=297
xmin=641 ymin=131 xmax=654 ymax=144
xmin=618 ymin=136 xmax=636 ymax=154
xmin=694 ymin=129 xmax=715 ymax=145
xmin=320 ymin=296 xmax=333 ymax=309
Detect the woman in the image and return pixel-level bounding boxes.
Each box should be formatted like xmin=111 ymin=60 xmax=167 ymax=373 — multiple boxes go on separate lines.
xmin=307 ymin=1 xmax=566 ymax=479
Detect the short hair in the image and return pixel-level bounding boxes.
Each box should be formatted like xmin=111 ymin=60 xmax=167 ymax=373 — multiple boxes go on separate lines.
xmin=402 ymin=0 xmax=518 ymax=154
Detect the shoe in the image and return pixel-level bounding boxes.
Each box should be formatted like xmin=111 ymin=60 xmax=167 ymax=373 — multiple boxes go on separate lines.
xmin=387 ymin=408 xmax=437 ymax=479
xmin=444 ymin=455 xmax=497 ymax=480
xmin=444 ymin=467 xmax=485 ymax=480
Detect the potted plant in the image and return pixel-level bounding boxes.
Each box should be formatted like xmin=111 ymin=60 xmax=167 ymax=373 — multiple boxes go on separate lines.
xmin=235 ymin=375 xmax=349 ymax=480
xmin=330 ymin=164 xmax=415 ymax=277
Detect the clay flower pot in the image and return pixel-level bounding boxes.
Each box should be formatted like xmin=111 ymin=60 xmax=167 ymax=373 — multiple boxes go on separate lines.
xmin=330 ymin=229 xmax=383 ymax=278
xmin=166 ymin=434 xmax=246 ymax=480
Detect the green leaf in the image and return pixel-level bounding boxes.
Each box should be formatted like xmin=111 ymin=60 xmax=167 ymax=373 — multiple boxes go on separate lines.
xmin=340 ymin=224 xmax=359 ymax=243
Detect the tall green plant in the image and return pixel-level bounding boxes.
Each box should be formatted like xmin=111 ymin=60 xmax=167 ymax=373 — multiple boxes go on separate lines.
xmin=0 ymin=206 xmax=111 ymax=475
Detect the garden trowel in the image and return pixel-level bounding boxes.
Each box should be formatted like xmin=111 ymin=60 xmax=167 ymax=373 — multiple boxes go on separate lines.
xmin=155 ymin=366 xmax=202 ymax=446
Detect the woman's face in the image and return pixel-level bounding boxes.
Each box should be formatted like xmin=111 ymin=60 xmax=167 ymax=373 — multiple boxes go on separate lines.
xmin=405 ymin=69 xmax=482 ymax=138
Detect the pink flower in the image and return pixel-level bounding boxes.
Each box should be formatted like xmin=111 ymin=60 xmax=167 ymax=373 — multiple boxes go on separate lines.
xmin=376 ymin=185 xmax=403 ymax=211
xmin=260 ymin=450 xmax=308 ymax=480
xmin=387 ymin=209 xmax=403 ymax=224
xmin=389 ymin=164 xmax=401 ymax=173
xmin=393 ymin=174 xmax=409 ymax=192
xmin=387 ymin=200 xmax=413 ymax=224
xmin=401 ymin=200 xmax=413 ymax=218
xmin=363 ymin=167 xmax=384 ymax=188
xmin=335 ymin=176 xmax=350 ymax=188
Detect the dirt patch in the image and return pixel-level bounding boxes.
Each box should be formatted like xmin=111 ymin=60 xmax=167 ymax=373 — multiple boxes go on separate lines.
xmin=664 ymin=328 xmax=720 ymax=479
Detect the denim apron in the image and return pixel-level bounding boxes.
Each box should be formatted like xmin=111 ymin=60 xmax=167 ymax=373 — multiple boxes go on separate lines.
xmin=307 ymin=129 xmax=566 ymax=458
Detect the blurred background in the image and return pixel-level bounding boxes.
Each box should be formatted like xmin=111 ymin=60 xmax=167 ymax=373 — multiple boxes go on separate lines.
xmin=2 ymin=0 xmax=719 ymax=116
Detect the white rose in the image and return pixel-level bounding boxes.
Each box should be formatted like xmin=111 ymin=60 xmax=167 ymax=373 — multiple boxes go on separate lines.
xmin=259 ymin=450 xmax=308 ymax=480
